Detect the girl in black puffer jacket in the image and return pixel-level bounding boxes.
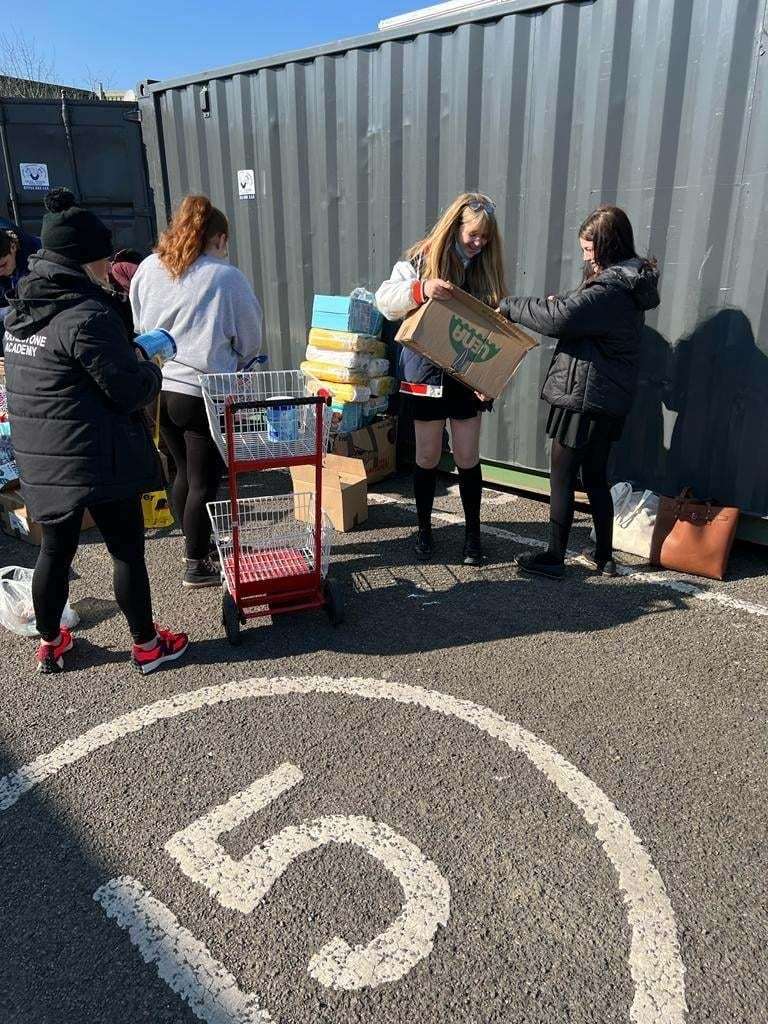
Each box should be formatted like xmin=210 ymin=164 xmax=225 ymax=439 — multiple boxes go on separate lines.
xmin=3 ymin=189 xmax=189 ymax=674
xmin=498 ymin=205 xmax=660 ymax=579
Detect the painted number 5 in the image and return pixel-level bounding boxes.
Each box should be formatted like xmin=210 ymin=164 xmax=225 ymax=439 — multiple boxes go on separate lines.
xmin=164 ymin=763 xmax=450 ymax=990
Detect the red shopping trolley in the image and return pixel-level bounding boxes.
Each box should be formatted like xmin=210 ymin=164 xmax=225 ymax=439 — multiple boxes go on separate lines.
xmin=202 ymin=370 xmax=343 ymax=645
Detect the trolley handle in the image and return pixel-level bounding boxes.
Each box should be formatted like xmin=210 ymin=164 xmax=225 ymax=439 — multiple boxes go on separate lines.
xmin=224 ymin=394 xmax=331 ymax=414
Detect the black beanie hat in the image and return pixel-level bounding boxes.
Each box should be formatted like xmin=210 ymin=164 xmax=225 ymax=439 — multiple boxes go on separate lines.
xmin=41 ymin=188 xmax=113 ymax=263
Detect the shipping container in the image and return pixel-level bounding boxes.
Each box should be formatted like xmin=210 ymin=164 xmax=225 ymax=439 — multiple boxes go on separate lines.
xmin=138 ymin=0 xmax=768 ymax=526
xmin=0 ymin=96 xmax=155 ymax=252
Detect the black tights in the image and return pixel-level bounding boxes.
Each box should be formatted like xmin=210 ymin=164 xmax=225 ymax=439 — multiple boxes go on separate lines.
xmin=547 ymin=436 xmax=615 ymax=563
xmin=33 ymin=495 xmax=155 ymax=644
xmin=160 ymin=391 xmax=224 ymax=560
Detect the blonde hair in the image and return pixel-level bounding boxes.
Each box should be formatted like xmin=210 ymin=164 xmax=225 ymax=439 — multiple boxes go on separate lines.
xmin=156 ymin=195 xmax=229 ymax=279
xmin=406 ymin=192 xmax=507 ymax=306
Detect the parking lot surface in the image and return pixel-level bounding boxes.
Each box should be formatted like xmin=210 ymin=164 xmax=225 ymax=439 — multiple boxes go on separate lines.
xmin=1 ymin=471 xmax=766 ymax=1024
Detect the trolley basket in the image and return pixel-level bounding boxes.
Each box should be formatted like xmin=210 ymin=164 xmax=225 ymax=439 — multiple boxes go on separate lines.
xmin=200 ymin=369 xmax=331 ymax=465
xmin=208 ymin=493 xmax=333 ymax=601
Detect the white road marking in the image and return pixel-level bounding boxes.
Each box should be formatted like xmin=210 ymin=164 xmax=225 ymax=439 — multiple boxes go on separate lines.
xmin=0 ymin=676 xmax=687 ymax=1022
xmin=93 ymin=875 xmax=275 ymax=1024
xmin=369 ymin=491 xmax=768 ymax=618
xmin=445 ymin=483 xmax=518 ymax=505
xmin=165 ymin=762 xmax=450 ymax=990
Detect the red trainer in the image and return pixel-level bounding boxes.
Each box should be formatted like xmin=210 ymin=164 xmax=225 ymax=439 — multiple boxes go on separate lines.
xmin=36 ymin=627 xmax=75 ymax=674
xmin=131 ymin=624 xmax=189 ymax=675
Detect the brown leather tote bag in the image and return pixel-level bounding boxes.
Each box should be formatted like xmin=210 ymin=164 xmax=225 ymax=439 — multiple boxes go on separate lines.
xmin=650 ymin=487 xmax=739 ymax=580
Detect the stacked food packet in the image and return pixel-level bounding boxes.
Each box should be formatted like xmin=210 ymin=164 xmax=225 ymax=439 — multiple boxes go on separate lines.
xmin=302 ymin=291 xmax=395 ymax=432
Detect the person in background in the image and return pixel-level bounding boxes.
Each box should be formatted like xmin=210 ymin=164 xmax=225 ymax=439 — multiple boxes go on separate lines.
xmin=108 ymin=248 xmax=145 ymax=334
xmin=375 ymin=192 xmax=507 ymax=566
xmin=498 ymin=204 xmax=660 ymax=579
xmin=0 ymin=220 xmax=41 ymax=328
xmin=2 ymin=188 xmax=189 ymax=674
xmin=130 ymin=195 xmax=263 ymax=588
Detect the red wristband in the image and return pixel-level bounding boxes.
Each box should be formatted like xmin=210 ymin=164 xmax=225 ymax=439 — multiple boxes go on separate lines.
xmin=411 ymin=279 xmax=425 ymax=305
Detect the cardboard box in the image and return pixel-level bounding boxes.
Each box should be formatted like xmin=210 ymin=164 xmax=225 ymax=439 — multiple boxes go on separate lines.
xmin=331 ymin=415 xmax=397 ymax=484
xmin=290 ymin=454 xmax=368 ymax=532
xmin=0 ymin=492 xmax=95 ymax=546
xmin=396 ymin=286 xmax=538 ymax=399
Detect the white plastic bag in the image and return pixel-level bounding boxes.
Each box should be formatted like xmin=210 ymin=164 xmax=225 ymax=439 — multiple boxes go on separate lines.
xmin=591 ymin=483 xmax=659 ymax=559
xmin=0 ymin=566 xmax=79 ymax=637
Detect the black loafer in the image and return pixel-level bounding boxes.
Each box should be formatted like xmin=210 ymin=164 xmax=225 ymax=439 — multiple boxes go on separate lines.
xmin=462 ymin=533 xmax=483 ymax=566
xmin=414 ymin=529 xmax=434 ymax=561
xmin=515 ymin=551 xmax=565 ymax=580
xmin=577 ymin=549 xmax=618 ymax=577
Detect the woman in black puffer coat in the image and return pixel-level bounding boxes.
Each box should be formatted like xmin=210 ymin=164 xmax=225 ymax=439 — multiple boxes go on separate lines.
xmin=3 ymin=189 xmax=188 ymax=674
xmin=498 ymin=205 xmax=660 ymax=579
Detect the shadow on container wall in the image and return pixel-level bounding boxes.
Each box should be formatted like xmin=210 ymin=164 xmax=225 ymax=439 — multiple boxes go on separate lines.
xmin=614 ymin=309 xmax=768 ymax=516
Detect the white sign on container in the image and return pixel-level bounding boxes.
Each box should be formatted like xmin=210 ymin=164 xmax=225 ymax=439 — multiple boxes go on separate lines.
xmin=19 ymin=163 xmax=50 ymax=191
xmin=237 ymin=169 xmax=256 ymax=200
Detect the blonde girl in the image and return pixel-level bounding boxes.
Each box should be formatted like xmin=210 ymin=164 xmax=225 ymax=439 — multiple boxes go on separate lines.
xmin=375 ymin=192 xmax=507 ymax=565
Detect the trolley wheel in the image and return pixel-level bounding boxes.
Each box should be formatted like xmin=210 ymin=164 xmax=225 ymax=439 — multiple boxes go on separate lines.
xmin=222 ymin=588 xmax=244 ymax=646
xmin=323 ymin=577 xmax=345 ymax=626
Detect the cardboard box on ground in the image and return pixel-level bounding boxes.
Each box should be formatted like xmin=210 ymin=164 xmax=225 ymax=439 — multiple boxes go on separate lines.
xmin=0 ymin=492 xmax=95 ymax=546
xmin=396 ymin=286 xmax=538 ymax=399
xmin=290 ymin=454 xmax=368 ymax=532
xmin=331 ymin=415 xmax=397 ymax=485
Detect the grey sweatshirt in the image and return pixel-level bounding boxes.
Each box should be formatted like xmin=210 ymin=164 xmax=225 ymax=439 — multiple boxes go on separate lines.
xmin=129 ymin=253 xmax=263 ymax=397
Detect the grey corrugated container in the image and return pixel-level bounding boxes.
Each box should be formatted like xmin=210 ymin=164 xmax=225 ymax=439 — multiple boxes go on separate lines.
xmin=138 ymin=0 xmax=768 ymax=520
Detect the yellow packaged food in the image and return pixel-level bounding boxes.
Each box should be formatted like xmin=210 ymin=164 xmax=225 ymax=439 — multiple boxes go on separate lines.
xmin=300 ymin=360 xmax=371 ymax=385
xmin=303 ymin=376 xmax=372 ymax=403
xmin=141 ymin=490 xmax=174 ymax=528
xmin=309 ymin=328 xmax=386 ymax=357
xmin=368 ymin=376 xmax=396 ymax=397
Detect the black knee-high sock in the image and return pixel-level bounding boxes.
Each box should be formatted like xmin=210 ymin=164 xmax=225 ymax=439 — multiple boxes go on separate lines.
xmin=413 ymin=464 xmax=437 ymax=532
xmin=547 ymin=520 xmax=571 ymax=562
xmin=458 ymin=462 xmax=482 ymax=537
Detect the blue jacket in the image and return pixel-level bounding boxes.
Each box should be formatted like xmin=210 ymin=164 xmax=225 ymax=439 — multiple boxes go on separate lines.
xmin=376 ymin=255 xmax=482 ymax=392
xmin=1 ymin=219 xmax=41 ymax=302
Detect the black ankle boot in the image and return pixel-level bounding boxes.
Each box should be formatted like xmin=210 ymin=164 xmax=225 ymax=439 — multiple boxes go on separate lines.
xmin=578 ymin=548 xmax=618 ymax=577
xmin=414 ymin=527 xmax=434 ymax=561
xmin=515 ymin=551 xmax=565 ymax=580
xmin=462 ymin=532 xmax=483 ymax=566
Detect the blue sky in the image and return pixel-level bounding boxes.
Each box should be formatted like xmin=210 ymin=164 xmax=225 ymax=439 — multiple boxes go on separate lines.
xmin=7 ymin=1 xmax=424 ymax=91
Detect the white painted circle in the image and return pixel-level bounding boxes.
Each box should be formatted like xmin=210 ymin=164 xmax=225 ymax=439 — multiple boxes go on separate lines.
xmin=0 ymin=676 xmax=687 ymax=1022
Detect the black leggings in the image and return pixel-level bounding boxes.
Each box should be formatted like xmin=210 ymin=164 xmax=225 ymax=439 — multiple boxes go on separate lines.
xmin=33 ymin=495 xmax=155 ymax=644
xmin=548 ymin=435 xmax=615 ymax=561
xmin=160 ymin=391 xmax=223 ymax=560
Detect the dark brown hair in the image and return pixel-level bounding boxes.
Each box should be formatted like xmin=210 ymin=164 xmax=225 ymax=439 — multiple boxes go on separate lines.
xmin=579 ymin=205 xmax=638 ymax=271
xmin=0 ymin=230 xmax=17 ymax=260
xmin=156 ymin=195 xmax=228 ymax=279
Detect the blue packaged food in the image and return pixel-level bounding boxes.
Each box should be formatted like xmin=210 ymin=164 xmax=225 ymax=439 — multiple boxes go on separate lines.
xmin=311 ymin=295 xmax=383 ymax=337
xmin=266 ymin=397 xmax=300 ymax=443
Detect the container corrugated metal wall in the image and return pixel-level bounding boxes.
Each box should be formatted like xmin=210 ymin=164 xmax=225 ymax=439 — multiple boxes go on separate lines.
xmin=0 ymin=97 xmax=155 ymax=251
xmin=139 ymin=0 xmax=768 ymax=516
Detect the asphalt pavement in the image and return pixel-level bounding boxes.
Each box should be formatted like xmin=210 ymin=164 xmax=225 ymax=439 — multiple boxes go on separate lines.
xmin=0 ymin=470 xmax=766 ymax=1024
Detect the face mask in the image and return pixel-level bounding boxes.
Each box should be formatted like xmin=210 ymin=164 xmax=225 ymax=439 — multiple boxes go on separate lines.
xmin=84 ymin=264 xmax=111 ymax=289
xmin=454 ymin=238 xmax=475 ymax=264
